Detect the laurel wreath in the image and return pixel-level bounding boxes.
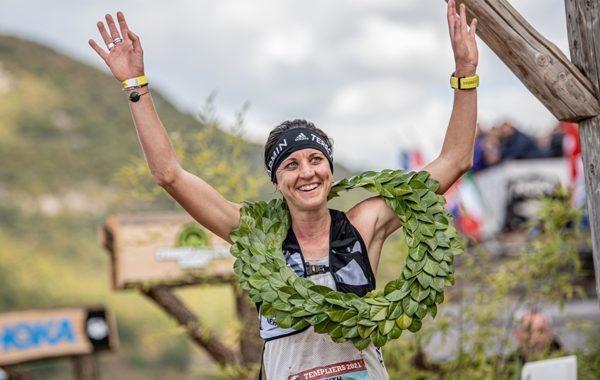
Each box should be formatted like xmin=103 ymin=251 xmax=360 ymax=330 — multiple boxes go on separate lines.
xmin=229 ymin=169 xmax=463 ymax=350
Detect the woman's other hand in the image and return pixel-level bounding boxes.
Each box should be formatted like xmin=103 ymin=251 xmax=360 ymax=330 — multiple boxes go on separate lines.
xmin=88 ymin=12 xmax=145 ymax=81
xmin=447 ymin=0 xmax=478 ymax=77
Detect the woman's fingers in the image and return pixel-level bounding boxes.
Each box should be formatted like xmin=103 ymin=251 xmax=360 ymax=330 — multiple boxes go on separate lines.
xmin=96 ymin=20 xmax=113 ymax=48
xmin=117 ymin=12 xmax=131 ymax=43
xmin=105 ymin=14 xmax=122 ymax=42
xmin=88 ymin=39 xmax=108 ymax=62
xmin=447 ymin=0 xmax=456 ymax=36
xmin=127 ymin=30 xmax=142 ymax=53
xmin=459 ymin=3 xmax=468 ymax=32
xmin=470 ymin=17 xmax=478 ymax=36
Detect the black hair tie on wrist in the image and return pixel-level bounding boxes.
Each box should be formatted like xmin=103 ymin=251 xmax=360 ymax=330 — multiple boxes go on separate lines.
xmin=128 ymin=91 xmax=148 ymax=102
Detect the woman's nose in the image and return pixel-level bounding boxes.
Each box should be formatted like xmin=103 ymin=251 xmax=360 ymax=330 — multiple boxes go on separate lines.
xmin=298 ymin=162 xmax=314 ymax=177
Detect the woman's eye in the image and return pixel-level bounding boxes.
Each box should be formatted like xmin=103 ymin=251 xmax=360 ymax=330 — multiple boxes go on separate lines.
xmin=311 ymin=156 xmax=323 ymax=164
xmin=285 ymin=162 xmax=298 ymax=169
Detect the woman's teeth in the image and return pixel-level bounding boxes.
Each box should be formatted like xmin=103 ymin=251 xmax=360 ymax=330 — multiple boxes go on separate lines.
xmin=299 ymin=184 xmax=318 ymax=191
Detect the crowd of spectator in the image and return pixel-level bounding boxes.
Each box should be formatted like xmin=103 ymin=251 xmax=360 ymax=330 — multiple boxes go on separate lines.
xmin=472 ymin=120 xmax=577 ymax=173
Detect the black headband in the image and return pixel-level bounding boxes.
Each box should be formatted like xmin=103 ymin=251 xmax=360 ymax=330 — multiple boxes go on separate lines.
xmin=265 ymin=128 xmax=334 ymax=182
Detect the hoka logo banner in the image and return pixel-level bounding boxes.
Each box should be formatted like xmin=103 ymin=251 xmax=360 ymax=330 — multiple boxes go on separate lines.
xmin=1 ymin=318 xmax=76 ymax=352
xmin=295 ymin=132 xmax=309 ymax=141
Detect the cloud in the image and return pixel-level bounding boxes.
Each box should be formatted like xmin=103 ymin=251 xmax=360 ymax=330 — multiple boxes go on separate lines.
xmin=0 ymin=0 xmax=571 ymax=171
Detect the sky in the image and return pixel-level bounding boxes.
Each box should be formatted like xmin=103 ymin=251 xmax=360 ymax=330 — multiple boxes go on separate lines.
xmin=0 ymin=0 xmax=571 ymax=171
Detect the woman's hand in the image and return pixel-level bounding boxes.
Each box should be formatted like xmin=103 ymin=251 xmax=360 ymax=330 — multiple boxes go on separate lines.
xmin=88 ymin=12 xmax=144 ymax=81
xmin=447 ymin=0 xmax=478 ymax=77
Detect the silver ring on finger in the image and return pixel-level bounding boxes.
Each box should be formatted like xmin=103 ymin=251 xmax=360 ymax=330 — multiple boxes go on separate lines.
xmin=113 ymin=37 xmax=123 ymax=44
xmin=107 ymin=42 xmax=116 ymax=50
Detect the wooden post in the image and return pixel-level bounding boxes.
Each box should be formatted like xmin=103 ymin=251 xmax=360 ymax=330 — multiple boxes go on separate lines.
xmin=72 ymin=355 xmax=99 ymax=380
xmin=564 ymin=0 xmax=600 ymax=305
xmin=234 ymin=287 xmax=262 ymax=365
xmin=457 ymin=0 xmax=600 ymax=121
xmin=142 ymin=285 xmax=241 ymax=367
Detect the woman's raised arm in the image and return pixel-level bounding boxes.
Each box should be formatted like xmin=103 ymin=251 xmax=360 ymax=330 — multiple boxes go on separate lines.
xmin=423 ymin=0 xmax=479 ymax=194
xmin=89 ymin=12 xmax=241 ymax=242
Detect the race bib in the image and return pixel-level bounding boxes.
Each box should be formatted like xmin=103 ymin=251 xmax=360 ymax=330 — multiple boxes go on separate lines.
xmin=288 ymin=358 xmax=370 ymax=380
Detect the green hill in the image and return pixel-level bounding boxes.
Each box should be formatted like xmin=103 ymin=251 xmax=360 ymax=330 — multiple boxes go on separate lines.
xmin=0 ymin=34 xmax=361 ymax=379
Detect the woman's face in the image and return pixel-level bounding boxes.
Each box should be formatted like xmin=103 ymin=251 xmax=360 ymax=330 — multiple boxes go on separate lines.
xmin=275 ymin=148 xmax=332 ymax=213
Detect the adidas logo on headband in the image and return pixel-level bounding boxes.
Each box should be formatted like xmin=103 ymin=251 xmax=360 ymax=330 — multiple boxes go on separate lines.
xmin=294 ymin=133 xmax=309 ymax=142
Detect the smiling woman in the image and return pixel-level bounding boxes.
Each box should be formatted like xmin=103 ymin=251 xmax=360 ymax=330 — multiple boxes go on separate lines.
xmin=88 ymin=0 xmax=479 ymax=377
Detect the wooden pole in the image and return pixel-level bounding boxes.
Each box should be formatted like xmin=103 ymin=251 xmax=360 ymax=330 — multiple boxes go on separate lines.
xmin=456 ymin=0 xmax=600 ymax=121
xmin=234 ymin=287 xmax=262 ymax=366
xmin=142 ymin=285 xmax=241 ymax=367
xmin=564 ymin=0 xmax=600 ymax=306
xmin=72 ymin=355 xmax=99 ymax=380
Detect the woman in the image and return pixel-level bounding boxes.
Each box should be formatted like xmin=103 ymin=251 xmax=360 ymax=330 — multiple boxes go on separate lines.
xmin=89 ymin=0 xmax=478 ymax=378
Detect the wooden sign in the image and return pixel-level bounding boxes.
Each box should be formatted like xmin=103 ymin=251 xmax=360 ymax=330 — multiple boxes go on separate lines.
xmin=0 ymin=307 xmax=117 ymax=366
xmin=100 ymin=212 xmax=235 ymax=290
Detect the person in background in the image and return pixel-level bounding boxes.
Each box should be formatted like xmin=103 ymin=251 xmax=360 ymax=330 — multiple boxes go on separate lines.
xmin=512 ymin=310 xmax=562 ymax=363
xmin=497 ymin=121 xmax=545 ymax=160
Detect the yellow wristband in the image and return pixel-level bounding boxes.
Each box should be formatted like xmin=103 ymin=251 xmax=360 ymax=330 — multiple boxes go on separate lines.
xmin=450 ymin=73 xmax=479 ymax=90
xmin=122 ymin=75 xmax=148 ymax=90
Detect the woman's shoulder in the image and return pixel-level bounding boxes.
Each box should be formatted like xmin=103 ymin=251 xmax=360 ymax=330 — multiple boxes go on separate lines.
xmin=346 ymin=195 xmax=402 ymax=244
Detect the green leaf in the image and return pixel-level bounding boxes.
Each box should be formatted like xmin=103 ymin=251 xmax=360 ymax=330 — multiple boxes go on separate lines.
xmin=402 ymin=297 xmax=418 ymax=316
xmin=326 ymin=308 xmax=348 ymax=323
xmin=351 ymin=337 xmax=372 ymax=351
xmin=423 ymin=258 xmax=439 ymax=276
xmin=415 ymin=304 xmax=428 ymax=319
xmin=409 ymin=245 xmax=427 ymax=261
xmin=417 ymin=272 xmax=433 ymax=288
xmin=372 ymin=331 xmax=388 ymax=348
xmin=357 ymin=319 xmax=377 ymax=327
xmin=277 ymin=315 xmax=294 ymax=329
xmin=428 ymin=304 xmax=438 ymax=318
xmin=407 ymin=318 xmax=423 ymax=333
xmin=272 ymin=299 xmax=293 ymax=312
xmin=396 ymin=314 xmax=413 ymax=329
xmin=262 ymin=291 xmax=278 ymax=302
xmin=306 ymin=313 xmax=329 ymax=326
xmin=388 ymin=326 xmax=403 ymax=340
xmin=430 ymin=248 xmax=445 ymax=262
xmin=292 ymin=279 xmax=309 ymax=298
xmin=378 ymin=319 xmax=395 ymax=335
xmin=342 ymin=326 xmax=359 ymax=339
xmin=341 ymin=316 xmax=359 ymax=327
xmin=314 ymin=319 xmax=335 ymax=334
xmin=261 ymin=302 xmax=274 ymax=317
xmin=385 ymin=289 xmax=411 ymax=302
xmin=291 ymin=319 xmax=310 ymax=330
xmin=369 ymin=305 xmax=387 ymax=321
xmin=307 ymin=285 xmax=332 ymax=304
xmin=358 ymin=324 xmax=377 ymax=339
xmin=411 ymin=286 xmax=430 ymax=302
xmin=388 ymin=302 xmax=404 ymax=319
xmin=290 ymin=308 xmax=314 ymax=318
xmin=248 ymin=273 xmax=268 ymax=290
xmin=330 ymin=325 xmax=344 ymax=339
xmin=325 ymin=293 xmax=347 ymax=307
xmin=364 ymin=295 xmax=389 ymax=307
